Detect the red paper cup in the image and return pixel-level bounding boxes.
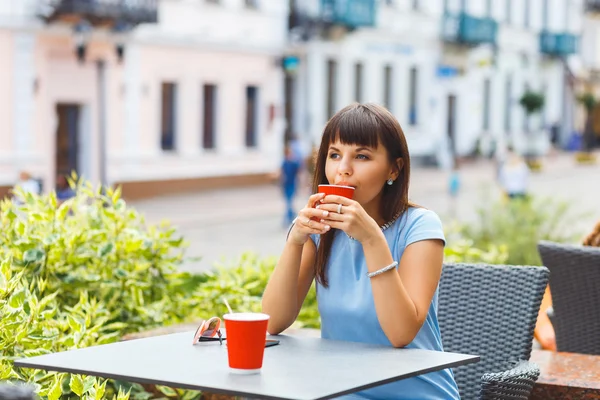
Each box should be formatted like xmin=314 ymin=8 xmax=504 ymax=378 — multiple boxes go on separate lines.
xmin=310 ymin=185 xmax=355 ymax=221
xmin=318 ymin=184 xmax=355 ymax=199
xmin=224 ymin=313 xmax=270 ymax=374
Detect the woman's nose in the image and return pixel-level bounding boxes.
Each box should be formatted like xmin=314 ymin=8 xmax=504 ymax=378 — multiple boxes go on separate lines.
xmin=338 ymin=157 xmax=352 ymax=175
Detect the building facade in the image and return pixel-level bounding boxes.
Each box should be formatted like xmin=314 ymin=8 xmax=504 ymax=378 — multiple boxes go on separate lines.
xmin=286 ymin=0 xmax=583 ymax=167
xmin=0 ymin=0 xmax=288 ymax=198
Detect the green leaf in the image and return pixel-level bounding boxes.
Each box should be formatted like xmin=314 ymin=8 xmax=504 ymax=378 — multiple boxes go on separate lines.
xmin=23 ymin=248 xmax=44 ymax=263
xmin=70 ymin=374 xmax=85 ymax=396
xmin=48 ymin=376 xmax=63 ymax=400
xmin=156 ymin=385 xmax=177 ymax=397
xmin=116 ymin=387 xmax=131 ymax=400
xmin=94 ymin=380 xmax=107 ymax=400
xmin=83 ymin=375 xmax=95 ymax=394
xmin=6 ymin=209 xmax=17 ymax=221
xmin=68 ymin=315 xmax=84 ymax=333
xmin=99 ymin=243 xmax=114 ymax=257
xmin=9 ymin=288 xmax=26 ymax=308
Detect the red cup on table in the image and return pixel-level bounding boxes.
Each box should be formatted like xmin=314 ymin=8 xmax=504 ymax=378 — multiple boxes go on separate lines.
xmin=223 ymin=312 xmax=270 ymax=374
xmin=312 ymin=184 xmax=355 ymax=220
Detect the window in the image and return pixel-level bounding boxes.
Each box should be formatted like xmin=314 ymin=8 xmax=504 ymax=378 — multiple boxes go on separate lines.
xmin=202 ymin=84 xmax=217 ymax=149
xmin=160 ymin=82 xmax=177 ymax=151
xmin=383 ymin=65 xmax=393 ymax=111
xmin=408 ymin=67 xmax=418 ymax=126
xmin=244 ymin=0 xmax=258 ymax=9
xmin=412 ymin=0 xmax=419 ymax=10
xmin=524 ymin=0 xmax=530 ymax=28
xmin=486 ymin=0 xmax=492 ymax=17
xmin=541 ymin=83 xmax=548 ymax=128
xmin=326 ymin=59 xmax=338 ymax=118
xmin=504 ymin=75 xmax=512 ymax=133
xmin=506 ymin=0 xmax=512 ymax=24
xmin=354 ymin=62 xmax=363 ymax=103
xmin=205 ymin=0 xmax=220 ymax=4
xmin=245 ymin=86 xmax=259 ymax=148
xmin=460 ymin=0 xmax=466 ymax=12
xmin=483 ymin=78 xmax=491 ymax=131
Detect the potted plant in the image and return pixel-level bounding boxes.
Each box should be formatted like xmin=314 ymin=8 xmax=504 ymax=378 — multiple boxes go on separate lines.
xmin=519 ymin=91 xmax=546 ymax=170
xmin=575 ymin=93 xmax=598 ymax=164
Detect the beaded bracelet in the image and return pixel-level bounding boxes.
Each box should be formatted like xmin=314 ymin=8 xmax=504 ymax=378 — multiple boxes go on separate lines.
xmin=366 ymin=261 xmax=399 ymax=279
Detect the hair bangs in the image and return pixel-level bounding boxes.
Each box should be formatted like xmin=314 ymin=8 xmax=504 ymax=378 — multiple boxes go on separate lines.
xmin=326 ymin=106 xmax=380 ymax=149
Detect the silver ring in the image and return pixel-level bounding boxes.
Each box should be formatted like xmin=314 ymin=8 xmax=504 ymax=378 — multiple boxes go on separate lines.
xmin=305 ymin=217 xmax=311 ymax=225
xmin=337 ymin=204 xmax=343 ymax=214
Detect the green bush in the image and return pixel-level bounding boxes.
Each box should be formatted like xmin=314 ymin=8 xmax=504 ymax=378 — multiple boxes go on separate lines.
xmin=1 ymin=180 xmax=206 ymax=399
xmin=194 ymin=253 xmax=319 ymax=329
xmin=457 ymin=195 xmax=585 ymax=266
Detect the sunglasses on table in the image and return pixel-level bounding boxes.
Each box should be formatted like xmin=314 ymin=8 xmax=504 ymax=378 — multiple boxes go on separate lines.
xmin=192 ymin=317 xmax=224 ymax=345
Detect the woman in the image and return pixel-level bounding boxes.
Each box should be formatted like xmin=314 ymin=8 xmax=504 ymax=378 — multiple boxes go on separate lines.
xmin=262 ymin=103 xmax=459 ymax=399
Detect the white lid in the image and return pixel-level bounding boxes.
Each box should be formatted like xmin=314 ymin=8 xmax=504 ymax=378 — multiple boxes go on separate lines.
xmin=223 ymin=312 xmax=270 ymax=321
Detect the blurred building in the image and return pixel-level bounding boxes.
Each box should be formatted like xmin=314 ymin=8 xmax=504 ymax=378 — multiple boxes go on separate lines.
xmin=0 ymin=0 xmax=287 ymax=199
xmin=285 ymin=0 xmax=584 ymax=167
xmin=580 ymin=1 xmax=600 ymax=146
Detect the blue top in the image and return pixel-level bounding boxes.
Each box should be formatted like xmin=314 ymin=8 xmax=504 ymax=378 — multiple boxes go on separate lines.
xmin=310 ymin=207 xmax=459 ymax=400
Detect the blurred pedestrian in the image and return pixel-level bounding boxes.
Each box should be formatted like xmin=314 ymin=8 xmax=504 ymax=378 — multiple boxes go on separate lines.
xmin=280 ymin=145 xmax=301 ymax=226
xmin=447 ymin=161 xmax=461 ymax=219
xmin=498 ymin=148 xmax=529 ymax=200
xmin=56 ymin=174 xmax=75 ymax=204
xmin=12 ymin=171 xmax=41 ymax=204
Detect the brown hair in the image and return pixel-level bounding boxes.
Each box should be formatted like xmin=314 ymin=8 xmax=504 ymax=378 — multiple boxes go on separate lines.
xmin=583 ymin=220 xmax=600 ymax=247
xmin=313 ymin=103 xmax=413 ymax=287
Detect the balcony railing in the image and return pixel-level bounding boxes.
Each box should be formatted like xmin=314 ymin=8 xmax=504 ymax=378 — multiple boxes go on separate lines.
xmin=38 ymin=0 xmax=158 ymax=26
xmin=540 ymin=32 xmax=578 ymax=57
xmin=320 ymin=0 xmax=376 ymax=28
xmin=442 ymin=12 xmax=497 ymax=46
xmin=586 ymin=0 xmax=600 ymax=12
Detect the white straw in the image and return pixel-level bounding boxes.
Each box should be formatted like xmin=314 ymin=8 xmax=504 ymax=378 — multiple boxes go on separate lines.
xmin=222 ymin=297 xmax=234 ymax=314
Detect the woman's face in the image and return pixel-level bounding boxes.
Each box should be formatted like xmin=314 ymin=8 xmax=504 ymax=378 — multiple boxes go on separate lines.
xmin=325 ymin=139 xmax=397 ymax=218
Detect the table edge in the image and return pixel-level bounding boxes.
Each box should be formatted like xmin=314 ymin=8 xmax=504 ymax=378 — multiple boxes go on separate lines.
xmin=14 ymin=354 xmax=479 ymax=400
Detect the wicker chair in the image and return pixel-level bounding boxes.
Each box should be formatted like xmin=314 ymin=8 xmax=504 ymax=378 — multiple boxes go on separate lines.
xmin=0 ymin=382 xmax=36 ymax=400
xmin=438 ymin=263 xmax=549 ymax=400
xmin=537 ymin=241 xmax=600 ymax=355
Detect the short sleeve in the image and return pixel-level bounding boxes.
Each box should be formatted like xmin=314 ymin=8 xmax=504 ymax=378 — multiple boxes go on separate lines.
xmin=404 ymin=209 xmax=446 ymax=247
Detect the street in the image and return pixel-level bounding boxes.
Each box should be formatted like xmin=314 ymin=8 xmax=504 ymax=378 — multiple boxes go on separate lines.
xmin=131 ymin=153 xmax=600 ymax=273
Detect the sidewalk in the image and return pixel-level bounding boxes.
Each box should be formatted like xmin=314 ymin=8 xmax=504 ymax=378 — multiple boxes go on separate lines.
xmin=129 ymin=152 xmax=599 ymax=273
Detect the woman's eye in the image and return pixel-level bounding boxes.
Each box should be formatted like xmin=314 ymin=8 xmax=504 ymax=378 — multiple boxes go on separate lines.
xmin=356 ymin=154 xmax=369 ymax=160
xmin=328 ymin=153 xmax=339 ymax=159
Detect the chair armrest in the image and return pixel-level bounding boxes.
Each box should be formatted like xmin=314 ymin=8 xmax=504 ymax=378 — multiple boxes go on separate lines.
xmin=0 ymin=382 xmax=36 ymax=400
xmin=479 ymin=360 xmax=540 ymax=400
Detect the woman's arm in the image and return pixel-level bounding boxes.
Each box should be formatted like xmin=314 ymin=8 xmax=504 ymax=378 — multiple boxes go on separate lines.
xmin=262 ymin=193 xmax=328 ymax=335
xmin=262 ymin=239 xmax=316 ymax=335
xmin=362 ymin=234 xmax=444 ymax=348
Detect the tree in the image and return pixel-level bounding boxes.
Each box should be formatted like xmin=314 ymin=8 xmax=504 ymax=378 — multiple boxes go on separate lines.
xmin=519 ymin=91 xmax=545 ymax=128
xmin=519 ymin=91 xmax=545 ymax=160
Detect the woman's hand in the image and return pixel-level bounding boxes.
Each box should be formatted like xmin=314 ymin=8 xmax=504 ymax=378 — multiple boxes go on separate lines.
xmin=316 ymin=195 xmax=382 ymax=244
xmin=287 ymin=193 xmax=331 ymax=246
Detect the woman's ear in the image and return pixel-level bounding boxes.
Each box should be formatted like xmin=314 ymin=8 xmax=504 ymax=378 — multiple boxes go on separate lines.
xmin=392 ymin=158 xmax=404 ymax=180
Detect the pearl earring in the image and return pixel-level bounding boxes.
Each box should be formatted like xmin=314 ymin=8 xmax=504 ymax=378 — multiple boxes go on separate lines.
xmin=387 ymin=179 xmax=393 ymax=186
